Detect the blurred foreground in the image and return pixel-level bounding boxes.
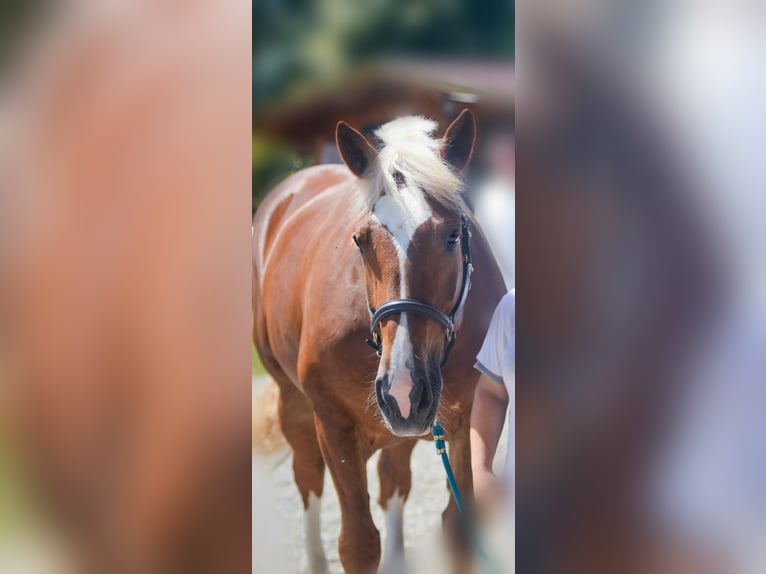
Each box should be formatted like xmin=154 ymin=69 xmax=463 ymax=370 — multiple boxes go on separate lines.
xmin=0 ymin=1 xmax=251 ymax=572
xmin=516 ymin=1 xmax=766 ymax=572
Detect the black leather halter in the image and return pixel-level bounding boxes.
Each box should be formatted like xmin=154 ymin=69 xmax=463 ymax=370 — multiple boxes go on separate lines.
xmin=364 ymin=213 xmax=473 ymax=367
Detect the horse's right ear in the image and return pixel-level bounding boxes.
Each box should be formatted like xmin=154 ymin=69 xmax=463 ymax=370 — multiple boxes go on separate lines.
xmin=336 ymin=122 xmax=377 ymax=178
xmin=440 ymin=109 xmax=476 ymax=171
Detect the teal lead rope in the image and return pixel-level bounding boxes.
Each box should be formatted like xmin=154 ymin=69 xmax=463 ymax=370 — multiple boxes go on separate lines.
xmin=431 ymin=420 xmax=501 ymax=574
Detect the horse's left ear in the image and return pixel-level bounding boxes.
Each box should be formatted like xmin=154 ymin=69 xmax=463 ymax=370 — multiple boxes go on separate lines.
xmin=440 ymin=109 xmax=476 ymax=171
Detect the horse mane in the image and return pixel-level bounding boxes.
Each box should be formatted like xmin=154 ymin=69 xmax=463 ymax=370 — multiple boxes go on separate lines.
xmin=353 ymin=116 xmax=465 ymax=215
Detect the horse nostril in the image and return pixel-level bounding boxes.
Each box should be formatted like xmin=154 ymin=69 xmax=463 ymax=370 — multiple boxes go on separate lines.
xmin=376 ymin=376 xmax=388 ymax=402
xmin=418 ymin=384 xmax=431 ymax=413
xmin=408 ymin=380 xmax=422 ymax=412
xmin=409 ymin=370 xmax=431 ymax=413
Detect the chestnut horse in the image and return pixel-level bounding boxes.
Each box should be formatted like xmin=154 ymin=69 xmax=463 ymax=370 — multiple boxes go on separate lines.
xmin=252 ymin=110 xmax=505 ymax=573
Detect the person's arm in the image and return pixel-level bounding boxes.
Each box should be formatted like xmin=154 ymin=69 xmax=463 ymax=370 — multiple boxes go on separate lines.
xmin=470 ymin=372 xmax=509 ymax=516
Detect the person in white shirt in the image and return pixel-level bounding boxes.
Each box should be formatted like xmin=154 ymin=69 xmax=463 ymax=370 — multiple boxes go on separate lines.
xmin=470 ymin=290 xmax=515 ymax=524
xmin=472 ymin=133 xmax=514 ymax=289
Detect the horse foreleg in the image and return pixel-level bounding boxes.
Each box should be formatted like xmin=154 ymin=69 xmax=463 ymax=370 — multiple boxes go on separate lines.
xmin=442 ymin=421 xmax=475 ymax=574
xmin=278 ymin=382 xmax=329 ymax=574
xmin=377 ymin=440 xmax=417 ymax=573
xmin=314 ymin=413 xmax=380 ymax=574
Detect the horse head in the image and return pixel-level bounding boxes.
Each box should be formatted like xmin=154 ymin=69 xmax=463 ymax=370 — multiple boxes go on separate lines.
xmin=337 ymin=110 xmax=476 ymax=437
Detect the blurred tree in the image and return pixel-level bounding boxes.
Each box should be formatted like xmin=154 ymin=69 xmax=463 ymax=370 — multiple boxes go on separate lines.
xmin=0 ymin=0 xmax=47 ymax=75
xmin=253 ymin=0 xmax=514 ymax=109
xmin=252 ymin=135 xmax=312 ymax=211
xmin=252 ymin=0 xmax=514 ymax=212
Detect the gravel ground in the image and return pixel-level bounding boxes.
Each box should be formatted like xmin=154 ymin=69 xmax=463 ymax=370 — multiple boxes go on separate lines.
xmin=254 ymin=441 xmax=450 ymax=574
xmin=252 ymin=377 xmax=511 ymax=574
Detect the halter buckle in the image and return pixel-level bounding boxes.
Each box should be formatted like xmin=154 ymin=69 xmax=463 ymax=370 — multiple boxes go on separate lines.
xmin=366 ymin=335 xmax=382 ymax=356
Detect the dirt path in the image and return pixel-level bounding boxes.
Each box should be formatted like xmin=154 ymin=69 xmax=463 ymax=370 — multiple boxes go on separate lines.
xmin=254 ymin=442 xmax=450 ymax=573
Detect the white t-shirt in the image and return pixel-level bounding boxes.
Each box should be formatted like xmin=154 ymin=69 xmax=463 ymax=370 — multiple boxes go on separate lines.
xmin=474 ymin=290 xmax=515 ymax=482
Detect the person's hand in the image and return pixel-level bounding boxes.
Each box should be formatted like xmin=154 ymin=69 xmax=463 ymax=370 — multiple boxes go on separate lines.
xmin=473 ymin=467 xmax=505 ymax=523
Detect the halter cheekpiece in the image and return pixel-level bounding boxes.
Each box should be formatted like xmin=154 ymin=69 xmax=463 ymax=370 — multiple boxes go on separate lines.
xmin=364 ymin=212 xmax=473 ymax=367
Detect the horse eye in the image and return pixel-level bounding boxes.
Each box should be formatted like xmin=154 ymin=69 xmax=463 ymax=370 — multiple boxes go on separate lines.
xmin=447 ymin=232 xmax=460 ymax=246
xmin=353 ymin=235 xmax=363 ymax=251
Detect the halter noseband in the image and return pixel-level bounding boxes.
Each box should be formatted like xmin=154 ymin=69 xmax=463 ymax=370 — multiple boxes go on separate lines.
xmin=364 ymin=213 xmax=473 ymax=367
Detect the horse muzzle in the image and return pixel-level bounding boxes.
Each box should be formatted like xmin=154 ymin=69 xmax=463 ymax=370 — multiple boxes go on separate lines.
xmin=375 ymin=368 xmax=441 ymax=437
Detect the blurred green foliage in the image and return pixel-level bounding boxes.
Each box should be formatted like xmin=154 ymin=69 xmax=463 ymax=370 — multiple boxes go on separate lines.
xmin=253 ymin=0 xmax=515 ymax=109
xmin=252 ymin=135 xmax=313 ymax=211
xmin=0 ymin=0 xmax=47 ymax=75
xmin=0 ymin=430 xmax=40 ymax=538
xmin=252 ymin=344 xmax=267 ymax=378
xmin=252 ymin=0 xmax=514 ymax=212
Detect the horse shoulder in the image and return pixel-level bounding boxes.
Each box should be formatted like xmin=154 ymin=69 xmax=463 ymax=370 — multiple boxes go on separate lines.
xmin=258 ymin=173 xmax=367 ymax=391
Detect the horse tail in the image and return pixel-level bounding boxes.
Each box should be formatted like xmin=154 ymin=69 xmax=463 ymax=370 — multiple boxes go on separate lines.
xmin=252 ymin=377 xmax=290 ymax=463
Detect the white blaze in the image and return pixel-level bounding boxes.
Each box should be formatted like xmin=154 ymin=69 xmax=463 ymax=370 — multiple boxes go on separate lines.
xmin=372 ymin=178 xmax=431 ymax=420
